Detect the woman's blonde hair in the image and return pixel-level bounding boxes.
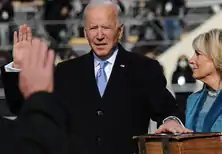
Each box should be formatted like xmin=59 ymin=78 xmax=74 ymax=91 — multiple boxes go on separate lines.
xmin=192 ymin=28 xmax=222 ymax=75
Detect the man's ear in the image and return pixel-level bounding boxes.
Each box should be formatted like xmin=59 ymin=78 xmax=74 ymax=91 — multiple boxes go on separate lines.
xmin=118 ymin=24 xmax=124 ymax=41
xmin=84 ymin=28 xmax=87 ymax=39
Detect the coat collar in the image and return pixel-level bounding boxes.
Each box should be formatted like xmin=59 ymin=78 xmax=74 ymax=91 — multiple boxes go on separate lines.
xmin=83 ymin=43 xmax=129 ymax=99
xmin=186 ymin=86 xmax=222 ymax=132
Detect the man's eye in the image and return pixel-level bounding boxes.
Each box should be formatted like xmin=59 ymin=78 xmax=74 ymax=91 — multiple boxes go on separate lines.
xmin=103 ymin=27 xmax=110 ymax=29
xmin=90 ymin=27 xmax=97 ymax=30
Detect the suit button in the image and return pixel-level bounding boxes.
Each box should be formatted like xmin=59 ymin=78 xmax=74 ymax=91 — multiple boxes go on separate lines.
xmin=96 ymin=136 xmax=101 ymax=145
xmin=96 ymin=110 xmax=104 ymax=116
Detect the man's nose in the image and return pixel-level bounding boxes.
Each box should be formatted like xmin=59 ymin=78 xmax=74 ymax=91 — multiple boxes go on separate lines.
xmin=96 ymin=28 xmax=104 ymax=41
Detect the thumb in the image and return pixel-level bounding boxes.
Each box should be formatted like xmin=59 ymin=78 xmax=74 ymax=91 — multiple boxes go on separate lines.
xmin=45 ymin=49 xmax=55 ymax=71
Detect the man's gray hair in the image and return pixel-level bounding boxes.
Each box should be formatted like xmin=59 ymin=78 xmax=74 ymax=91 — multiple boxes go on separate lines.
xmin=83 ymin=0 xmax=123 ymax=26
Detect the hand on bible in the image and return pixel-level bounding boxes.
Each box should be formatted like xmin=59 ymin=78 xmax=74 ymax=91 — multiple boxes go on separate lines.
xmin=155 ymin=119 xmax=193 ymax=134
xmin=19 ymin=38 xmax=55 ymax=99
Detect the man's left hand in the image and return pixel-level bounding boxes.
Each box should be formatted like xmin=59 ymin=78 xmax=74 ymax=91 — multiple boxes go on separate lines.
xmin=155 ymin=119 xmax=193 ymax=134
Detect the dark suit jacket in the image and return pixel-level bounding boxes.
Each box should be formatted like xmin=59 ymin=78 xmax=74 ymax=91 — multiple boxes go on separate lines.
xmin=0 ymin=92 xmax=68 ymax=154
xmin=1 ymin=44 xmax=183 ymax=154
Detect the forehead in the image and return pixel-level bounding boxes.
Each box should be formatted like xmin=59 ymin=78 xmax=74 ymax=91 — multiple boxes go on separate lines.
xmin=85 ymin=5 xmax=117 ymax=25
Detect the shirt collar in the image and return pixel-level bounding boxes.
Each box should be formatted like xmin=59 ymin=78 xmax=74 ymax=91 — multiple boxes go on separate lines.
xmin=94 ymin=46 xmax=119 ymax=67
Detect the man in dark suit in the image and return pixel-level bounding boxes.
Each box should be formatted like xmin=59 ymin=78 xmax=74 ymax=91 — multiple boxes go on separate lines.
xmin=0 ymin=38 xmax=68 ymax=154
xmin=2 ymin=0 xmax=192 ymax=154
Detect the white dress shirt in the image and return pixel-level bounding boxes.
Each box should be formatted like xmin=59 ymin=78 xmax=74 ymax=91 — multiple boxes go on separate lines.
xmin=93 ymin=47 xmax=118 ymax=81
xmin=5 ymin=62 xmax=21 ymax=72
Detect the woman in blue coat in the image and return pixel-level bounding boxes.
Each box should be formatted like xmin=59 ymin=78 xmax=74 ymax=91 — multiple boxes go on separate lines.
xmin=157 ymin=28 xmax=222 ymax=133
xmin=186 ymin=29 xmax=222 ymax=132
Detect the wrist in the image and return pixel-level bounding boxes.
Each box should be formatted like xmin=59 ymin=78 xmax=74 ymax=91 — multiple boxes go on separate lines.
xmin=23 ymin=87 xmax=53 ymax=99
xmin=165 ymin=118 xmax=180 ymax=124
xmin=163 ymin=116 xmax=184 ymax=127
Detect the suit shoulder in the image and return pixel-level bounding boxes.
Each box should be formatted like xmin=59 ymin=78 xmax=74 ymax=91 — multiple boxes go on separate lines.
xmin=126 ymin=52 xmax=160 ymax=68
xmin=128 ymin=52 xmax=157 ymax=63
xmin=56 ymin=53 xmax=89 ymax=71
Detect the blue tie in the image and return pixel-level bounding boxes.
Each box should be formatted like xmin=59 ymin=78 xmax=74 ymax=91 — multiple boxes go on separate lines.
xmin=96 ymin=61 xmax=108 ymax=96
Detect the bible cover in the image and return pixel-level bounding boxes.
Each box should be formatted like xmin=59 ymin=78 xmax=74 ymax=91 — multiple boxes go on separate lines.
xmin=133 ymin=132 xmax=222 ymax=154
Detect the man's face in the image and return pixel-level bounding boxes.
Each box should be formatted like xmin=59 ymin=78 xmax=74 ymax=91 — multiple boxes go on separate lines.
xmin=84 ymin=5 xmax=123 ymax=59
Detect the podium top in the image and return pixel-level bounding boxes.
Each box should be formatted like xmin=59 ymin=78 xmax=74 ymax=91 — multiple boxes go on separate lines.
xmin=133 ymin=132 xmax=222 ymax=141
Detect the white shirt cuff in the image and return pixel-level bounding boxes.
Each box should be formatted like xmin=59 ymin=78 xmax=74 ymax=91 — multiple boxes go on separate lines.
xmin=4 ymin=62 xmax=21 ymax=72
xmin=163 ymin=116 xmax=185 ymax=127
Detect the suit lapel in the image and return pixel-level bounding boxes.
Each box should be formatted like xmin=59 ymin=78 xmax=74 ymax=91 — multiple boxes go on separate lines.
xmin=103 ymin=44 xmax=128 ymax=99
xmin=83 ymin=44 xmax=129 ymax=100
xmin=82 ymin=52 xmax=101 ymax=100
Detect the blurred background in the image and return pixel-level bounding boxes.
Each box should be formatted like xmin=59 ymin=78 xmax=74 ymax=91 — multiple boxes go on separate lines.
xmin=0 ymin=0 xmax=222 ymax=118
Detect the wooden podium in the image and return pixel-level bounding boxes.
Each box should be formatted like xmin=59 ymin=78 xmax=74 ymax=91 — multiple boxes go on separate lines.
xmin=134 ymin=133 xmax=222 ymax=154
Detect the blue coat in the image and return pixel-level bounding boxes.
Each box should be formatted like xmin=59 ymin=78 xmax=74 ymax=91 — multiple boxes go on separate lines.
xmin=186 ymin=87 xmax=222 ymax=132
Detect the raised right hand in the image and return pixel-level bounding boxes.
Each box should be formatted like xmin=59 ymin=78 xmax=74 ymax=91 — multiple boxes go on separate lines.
xmin=13 ymin=24 xmax=32 ymax=69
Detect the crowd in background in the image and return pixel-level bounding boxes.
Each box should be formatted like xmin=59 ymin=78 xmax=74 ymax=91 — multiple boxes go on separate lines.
xmin=0 ymin=0 xmax=187 ymax=51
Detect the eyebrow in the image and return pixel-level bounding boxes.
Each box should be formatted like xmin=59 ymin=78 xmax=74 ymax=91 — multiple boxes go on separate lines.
xmin=195 ymin=50 xmax=201 ymax=54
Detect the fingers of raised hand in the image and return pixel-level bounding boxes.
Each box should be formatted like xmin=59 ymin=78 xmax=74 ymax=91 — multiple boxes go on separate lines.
xmin=38 ymin=39 xmax=49 ymax=67
xmin=13 ymin=31 xmax=18 ymax=44
xmin=22 ymin=38 xmax=51 ymax=69
xmin=27 ymin=26 xmax=32 ymax=42
xmin=22 ymin=25 xmax=27 ymax=40
xmin=18 ymin=24 xmax=31 ymax=42
xmin=45 ymin=49 xmax=55 ymax=92
xmin=31 ymin=38 xmax=53 ymax=69
xmin=46 ymin=49 xmax=55 ymax=71
xmin=18 ymin=25 xmax=24 ymax=42
xmin=20 ymin=39 xmax=54 ymax=95
xmin=30 ymin=38 xmax=41 ymax=67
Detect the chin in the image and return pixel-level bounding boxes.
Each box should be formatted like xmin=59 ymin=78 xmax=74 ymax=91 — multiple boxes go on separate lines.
xmin=192 ymin=73 xmax=198 ymax=78
xmin=94 ymin=50 xmax=109 ymax=58
xmin=93 ymin=47 xmax=113 ymax=58
xmin=193 ymin=73 xmax=204 ymax=80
